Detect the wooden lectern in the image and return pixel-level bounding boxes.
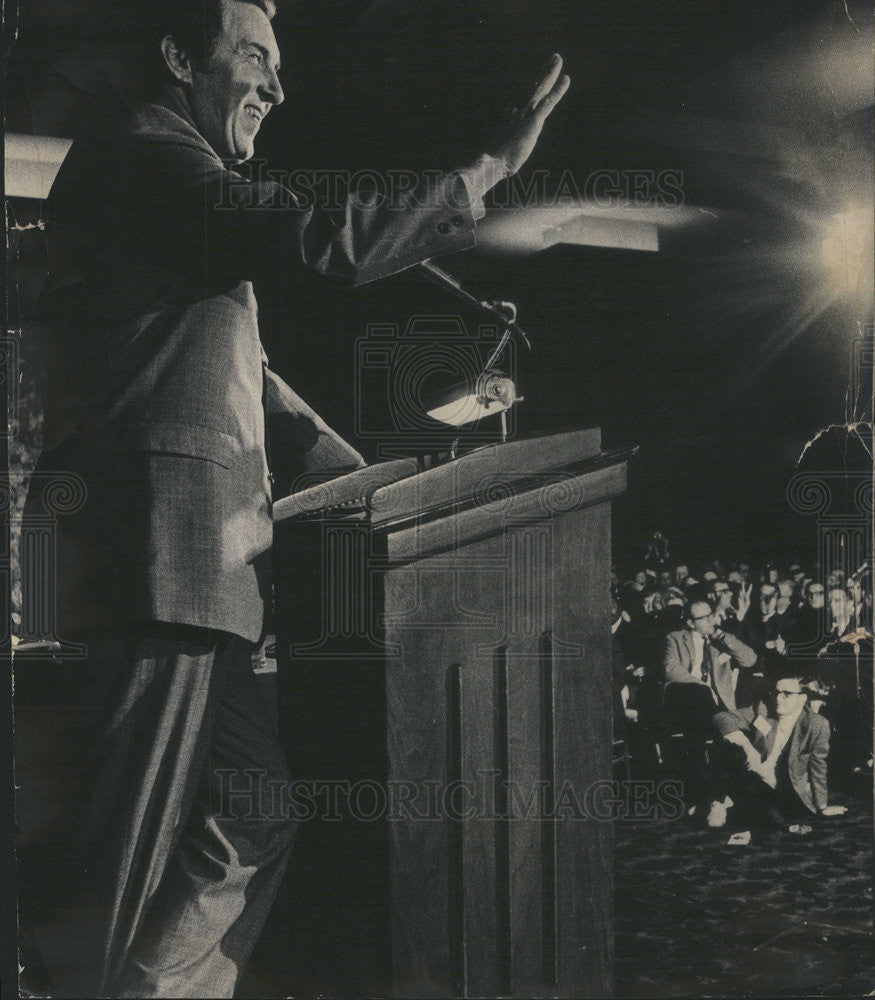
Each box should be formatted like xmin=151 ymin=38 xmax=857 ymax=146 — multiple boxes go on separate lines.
xmin=272 ymin=428 xmax=629 ymax=998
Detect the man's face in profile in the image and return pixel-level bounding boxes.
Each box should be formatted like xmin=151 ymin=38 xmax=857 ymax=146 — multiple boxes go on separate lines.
xmin=829 ymin=588 xmax=848 ymax=622
xmin=687 ymin=601 xmax=715 ymax=637
xmin=190 ymin=0 xmax=284 ymax=162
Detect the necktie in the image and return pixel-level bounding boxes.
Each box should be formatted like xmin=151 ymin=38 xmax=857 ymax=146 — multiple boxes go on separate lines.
xmin=700 ymin=640 xmax=710 ymax=684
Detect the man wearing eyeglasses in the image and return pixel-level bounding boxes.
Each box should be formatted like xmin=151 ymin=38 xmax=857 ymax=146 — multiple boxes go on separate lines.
xmin=711 ymin=672 xmax=846 ymax=827
xmin=707 ymin=578 xmax=739 ymax=631
xmin=817 ymin=586 xmax=874 ymax=779
xmin=663 ymin=599 xmax=758 ymax=718
xmin=783 ymin=580 xmax=826 ymax=656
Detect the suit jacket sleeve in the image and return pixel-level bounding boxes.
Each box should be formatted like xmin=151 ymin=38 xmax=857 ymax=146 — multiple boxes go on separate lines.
xmin=716 ymin=630 xmax=757 ymax=669
xmin=264 ymin=367 xmax=366 ymax=478
xmin=662 ymin=633 xmax=697 ymax=685
xmin=128 ymin=111 xmax=477 ymax=288
xmin=807 ymin=714 xmax=830 ymax=812
xmin=712 ymin=705 xmax=756 ymax=738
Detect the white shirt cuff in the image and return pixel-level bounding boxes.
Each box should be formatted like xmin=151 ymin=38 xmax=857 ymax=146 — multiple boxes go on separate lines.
xmin=455 ymin=154 xmax=510 ymax=221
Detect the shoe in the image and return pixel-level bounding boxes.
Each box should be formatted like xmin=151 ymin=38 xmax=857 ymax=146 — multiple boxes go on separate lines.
xmin=788 ymin=823 xmax=813 ymax=836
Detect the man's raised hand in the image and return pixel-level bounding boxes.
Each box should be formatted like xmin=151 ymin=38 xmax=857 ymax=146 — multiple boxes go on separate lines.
xmin=489 ymin=53 xmax=570 ymax=176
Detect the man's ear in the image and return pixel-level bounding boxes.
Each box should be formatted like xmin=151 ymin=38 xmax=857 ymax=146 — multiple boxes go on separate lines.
xmin=160 ymin=35 xmax=194 ymax=85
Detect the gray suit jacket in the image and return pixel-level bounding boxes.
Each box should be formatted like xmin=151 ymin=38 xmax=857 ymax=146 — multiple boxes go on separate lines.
xmin=713 ymin=705 xmax=830 ymax=813
xmin=32 ymin=97 xmax=477 ymax=642
xmin=662 ymin=628 xmax=757 ymax=711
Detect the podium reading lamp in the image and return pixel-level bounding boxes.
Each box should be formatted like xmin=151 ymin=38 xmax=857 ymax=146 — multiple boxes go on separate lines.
xmin=417 ymin=260 xmax=528 ymax=442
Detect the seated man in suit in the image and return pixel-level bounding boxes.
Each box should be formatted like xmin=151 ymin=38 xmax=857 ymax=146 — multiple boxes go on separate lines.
xmin=661 ymin=598 xmax=758 ymax=733
xmin=709 ymin=670 xmax=847 ymax=829
xmin=817 ymin=586 xmax=874 ymax=778
xmin=785 ymin=580 xmax=826 ymax=649
xmin=738 ymin=582 xmax=782 ymax=655
xmin=659 ymin=599 xmax=757 ymax=808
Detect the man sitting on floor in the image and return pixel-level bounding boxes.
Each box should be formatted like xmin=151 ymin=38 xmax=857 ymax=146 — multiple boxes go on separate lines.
xmin=709 ymin=670 xmax=847 ymax=829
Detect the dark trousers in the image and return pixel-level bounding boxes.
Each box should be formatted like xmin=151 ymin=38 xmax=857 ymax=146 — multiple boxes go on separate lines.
xmin=17 ymin=625 xmax=294 ymax=998
xmin=708 ymin=742 xmax=809 ymax=829
xmin=660 ymin=683 xmax=720 ymax=804
xmin=662 ymin=682 xmax=719 ymax=736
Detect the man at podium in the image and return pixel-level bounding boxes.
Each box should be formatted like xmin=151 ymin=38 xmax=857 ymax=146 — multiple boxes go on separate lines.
xmin=22 ymin=1 xmax=569 ymax=996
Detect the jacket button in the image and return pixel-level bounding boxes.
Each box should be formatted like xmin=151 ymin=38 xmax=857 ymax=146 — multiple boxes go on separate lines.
xmin=450 ymin=215 xmax=465 ymax=228
xmin=437 ymin=221 xmax=451 ymax=235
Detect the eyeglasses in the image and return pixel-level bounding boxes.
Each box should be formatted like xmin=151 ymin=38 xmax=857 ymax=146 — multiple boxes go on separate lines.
xmin=775 ymin=689 xmax=803 ymax=697
xmin=690 ymin=612 xmax=714 ymax=621
xmin=714 ymin=588 xmax=730 ymax=596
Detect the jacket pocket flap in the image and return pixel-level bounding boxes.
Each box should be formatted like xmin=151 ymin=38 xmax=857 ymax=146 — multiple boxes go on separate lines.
xmin=119 ymin=422 xmax=241 ymax=468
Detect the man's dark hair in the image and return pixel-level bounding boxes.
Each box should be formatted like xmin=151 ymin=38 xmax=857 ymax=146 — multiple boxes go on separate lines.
xmin=157 ymin=0 xmax=276 ymax=70
xmin=684 ymin=581 xmax=711 ymax=606
xmin=772 ymin=665 xmax=810 ymax=687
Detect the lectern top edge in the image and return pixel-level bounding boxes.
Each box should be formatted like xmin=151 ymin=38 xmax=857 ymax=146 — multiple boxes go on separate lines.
xmin=274 ymin=427 xmax=608 ymax=525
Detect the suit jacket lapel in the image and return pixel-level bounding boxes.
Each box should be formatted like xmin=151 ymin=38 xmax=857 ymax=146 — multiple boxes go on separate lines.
xmin=788 ymin=707 xmax=810 ymax=761
xmin=684 ymin=631 xmax=695 ymax=674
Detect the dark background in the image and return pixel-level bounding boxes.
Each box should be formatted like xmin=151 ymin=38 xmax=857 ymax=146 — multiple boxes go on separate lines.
xmin=5 ymin=0 xmax=872 ymax=566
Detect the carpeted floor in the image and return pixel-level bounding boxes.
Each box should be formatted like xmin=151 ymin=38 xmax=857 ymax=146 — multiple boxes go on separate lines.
xmin=614 ymin=772 xmax=874 ymax=998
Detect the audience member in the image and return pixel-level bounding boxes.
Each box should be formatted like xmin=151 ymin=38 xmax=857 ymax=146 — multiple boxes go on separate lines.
xmin=818 ymin=587 xmax=874 ymax=778
xmin=611 ymin=552 xmax=872 ymax=805
xmin=737 ymin=582 xmax=785 ymax=673
xmin=783 ymin=581 xmax=825 ymax=655
xmin=644 ymin=530 xmax=671 ymax=568
xmin=653 ymin=587 xmax=687 ymax=636
xmin=662 ymin=599 xmax=758 ymax=730
xmin=776 ymin=578 xmax=798 ymax=619
xmin=708 ymin=671 xmax=847 ymax=830
xmin=708 ymin=579 xmax=735 ymax=628
xmin=630 ymin=569 xmax=649 ymax=591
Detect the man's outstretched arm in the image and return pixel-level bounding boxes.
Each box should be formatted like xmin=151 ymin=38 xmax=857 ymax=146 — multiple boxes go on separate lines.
xmin=125 ymin=56 xmax=570 ymax=287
